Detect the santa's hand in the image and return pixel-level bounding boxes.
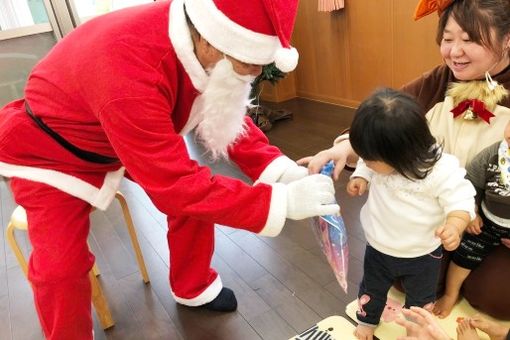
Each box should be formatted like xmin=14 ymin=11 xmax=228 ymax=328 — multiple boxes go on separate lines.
xmin=286 ymin=174 xmax=339 ymax=220
xmin=278 ymin=163 xmax=309 ymax=184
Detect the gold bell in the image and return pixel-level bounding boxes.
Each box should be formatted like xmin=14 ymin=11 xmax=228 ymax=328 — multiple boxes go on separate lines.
xmin=463 ymin=109 xmax=477 ymax=120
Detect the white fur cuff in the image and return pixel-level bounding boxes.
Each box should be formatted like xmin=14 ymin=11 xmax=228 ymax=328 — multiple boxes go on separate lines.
xmin=257 ymin=183 xmax=287 ymax=237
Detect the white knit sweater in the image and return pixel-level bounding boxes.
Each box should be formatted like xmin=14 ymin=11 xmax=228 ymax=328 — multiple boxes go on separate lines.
xmin=352 ymin=153 xmax=476 ymax=258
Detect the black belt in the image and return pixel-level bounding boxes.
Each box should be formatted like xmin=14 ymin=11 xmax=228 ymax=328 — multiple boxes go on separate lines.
xmin=25 ymin=102 xmax=118 ymax=164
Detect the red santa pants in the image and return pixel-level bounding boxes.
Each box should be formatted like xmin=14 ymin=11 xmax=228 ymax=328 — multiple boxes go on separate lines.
xmin=10 ymin=178 xmax=221 ymax=337
xmin=10 ymin=178 xmax=95 ymax=340
xmin=167 ymin=214 xmax=219 ymax=302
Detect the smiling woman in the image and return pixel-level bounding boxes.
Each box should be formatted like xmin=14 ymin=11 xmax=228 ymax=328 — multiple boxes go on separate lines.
xmin=437 ymin=3 xmax=510 ymax=81
xmin=399 ymin=0 xmax=510 ymax=320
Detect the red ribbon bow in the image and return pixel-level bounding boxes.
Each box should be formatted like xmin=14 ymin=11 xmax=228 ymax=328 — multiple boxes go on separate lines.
xmin=450 ymin=99 xmax=495 ymax=124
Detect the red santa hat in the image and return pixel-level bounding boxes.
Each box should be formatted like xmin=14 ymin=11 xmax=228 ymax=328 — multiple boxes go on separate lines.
xmin=184 ymin=0 xmax=299 ymax=73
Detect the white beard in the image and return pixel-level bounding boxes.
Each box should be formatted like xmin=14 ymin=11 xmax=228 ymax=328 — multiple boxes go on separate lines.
xmin=193 ymin=58 xmax=255 ymax=160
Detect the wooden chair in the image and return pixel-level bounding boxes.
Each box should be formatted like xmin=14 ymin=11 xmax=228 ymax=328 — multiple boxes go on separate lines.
xmin=5 ymin=191 xmax=150 ymax=329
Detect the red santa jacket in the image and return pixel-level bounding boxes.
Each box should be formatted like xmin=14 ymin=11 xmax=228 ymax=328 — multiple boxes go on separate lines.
xmin=0 ymin=0 xmax=296 ymax=237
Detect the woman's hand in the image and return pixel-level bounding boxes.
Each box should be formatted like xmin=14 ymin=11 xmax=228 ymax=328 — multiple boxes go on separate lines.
xmin=346 ymin=177 xmax=367 ymax=196
xmin=466 ymin=214 xmax=483 ymax=235
xmin=395 ymin=307 xmax=450 ymax=340
xmin=297 ymin=139 xmax=358 ymax=180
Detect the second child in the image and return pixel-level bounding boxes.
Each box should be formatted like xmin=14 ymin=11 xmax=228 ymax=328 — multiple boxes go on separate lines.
xmin=433 ymin=119 xmax=510 ymax=318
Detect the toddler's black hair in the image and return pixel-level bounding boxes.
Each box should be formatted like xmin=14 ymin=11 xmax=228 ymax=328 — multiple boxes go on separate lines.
xmin=349 ymin=87 xmax=441 ymax=180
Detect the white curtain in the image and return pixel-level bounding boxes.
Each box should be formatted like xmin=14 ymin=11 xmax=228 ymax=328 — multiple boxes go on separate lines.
xmin=0 ymin=0 xmax=34 ymax=30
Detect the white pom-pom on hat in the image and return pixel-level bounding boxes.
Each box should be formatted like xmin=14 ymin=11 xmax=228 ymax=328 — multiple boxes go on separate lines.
xmin=275 ymin=47 xmax=299 ymax=73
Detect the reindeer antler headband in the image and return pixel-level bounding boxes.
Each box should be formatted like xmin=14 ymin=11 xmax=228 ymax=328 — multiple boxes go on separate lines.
xmin=414 ymin=0 xmax=455 ymax=20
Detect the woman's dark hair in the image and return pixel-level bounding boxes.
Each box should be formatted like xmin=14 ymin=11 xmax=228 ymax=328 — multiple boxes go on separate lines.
xmin=436 ymin=0 xmax=510 ymax=57
xmin=349 ymin=88 xmax=441 ymax=180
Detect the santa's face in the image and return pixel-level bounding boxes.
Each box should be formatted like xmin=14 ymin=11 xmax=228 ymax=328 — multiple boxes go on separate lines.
xmin=440 ymin=17 xmax=509 ymax=80
xmin=225 ymin=56 xmax=263 ymax=77
xmin=195 ymin=36 xmax=263 ymax=77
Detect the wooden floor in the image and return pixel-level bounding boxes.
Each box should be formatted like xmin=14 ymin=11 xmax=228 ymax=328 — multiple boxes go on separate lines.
xmin=0 ymin=98 xmax=368 ymax=340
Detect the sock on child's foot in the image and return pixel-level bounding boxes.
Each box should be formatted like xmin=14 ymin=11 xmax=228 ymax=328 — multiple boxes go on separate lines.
xmin=202 ymin=287 xmax=237 ymax=312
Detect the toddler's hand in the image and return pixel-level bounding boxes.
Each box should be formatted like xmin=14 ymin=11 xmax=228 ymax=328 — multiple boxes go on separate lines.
xmin=466 ymin=214 xmax=482 ymax=235
xmin=435 ymin=224 xmax=460 ymax=251
xmin=347 ymin=177 xmax=367 ymax=196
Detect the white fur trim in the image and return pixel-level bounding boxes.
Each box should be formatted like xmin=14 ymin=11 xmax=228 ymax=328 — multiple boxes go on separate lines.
xmin=275 ymin=47 xmax=299 ymax=73
xmin=257 ymin=183 xmax=287 ymax=237
xmin=169 ymin=0 xmax=208 ymax=92
xmin=256 ymin=155 xmax=295 ymax=184
xmin=172 ymin=275 xmax=223 ymax=306
xmin=0 ymin=162 xmax=124 ymax=210
xmin=184 ymin=0 xmax=280 ymax=65
xmin=179 ymin=98 xmax=203 ymax=136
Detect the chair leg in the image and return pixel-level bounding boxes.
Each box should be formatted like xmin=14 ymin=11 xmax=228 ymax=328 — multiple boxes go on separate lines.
xmin=89 ymin=270 xmax=114 ymax=329
xmin=7 ymin=222 xmax=114 ymax=329
xmin=115 ymin=192 xmax=150 ymax=284
xmin=5 ymin=222 xmax=29 ymax=277
xmin=92 ymin=262 xmax=101 ymax=277
xmin=87 ymin=241 xmax=101 ymax=276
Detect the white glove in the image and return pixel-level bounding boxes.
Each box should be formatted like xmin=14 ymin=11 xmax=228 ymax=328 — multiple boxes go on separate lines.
xmin=286 ymin=174 xmax=340 ymax=220
xmin=278 ymin=163 xmax=309 ymax=184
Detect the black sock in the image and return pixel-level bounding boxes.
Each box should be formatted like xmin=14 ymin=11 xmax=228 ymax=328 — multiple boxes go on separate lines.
xmin=202 ymin=287 xmax=237 ymax=312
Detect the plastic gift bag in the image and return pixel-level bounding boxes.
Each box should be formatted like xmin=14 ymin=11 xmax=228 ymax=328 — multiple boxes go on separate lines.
xmin=311 ymin=161 xmax=349 ymax=293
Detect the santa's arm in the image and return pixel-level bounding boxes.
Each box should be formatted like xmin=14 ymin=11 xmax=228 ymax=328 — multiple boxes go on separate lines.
xmin=228 ymin=117 xmax=308 ymax=184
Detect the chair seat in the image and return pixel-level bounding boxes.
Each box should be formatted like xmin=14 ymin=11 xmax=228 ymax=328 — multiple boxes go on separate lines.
xmin=11 ymin=205 xmax=28 ymax=230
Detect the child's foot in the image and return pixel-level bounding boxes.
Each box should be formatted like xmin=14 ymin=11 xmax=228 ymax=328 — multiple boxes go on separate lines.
xmin=470 ymin=315 xmax=509 ymax=340
xmin=457 ymin=319 xmax=479 ymax=340
xmin=432 ymin=293 xmax=458 ymax=318
xmin=354 ymin=324 xmax=375 ymax=340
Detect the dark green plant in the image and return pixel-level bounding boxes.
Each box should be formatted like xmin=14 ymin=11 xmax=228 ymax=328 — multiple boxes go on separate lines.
xmin=249 ymin=62 xmax=286 ymax=102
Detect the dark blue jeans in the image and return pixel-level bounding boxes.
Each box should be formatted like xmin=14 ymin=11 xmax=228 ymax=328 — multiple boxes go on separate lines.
xmin=357 ymin=244 xmax=443 ymax=326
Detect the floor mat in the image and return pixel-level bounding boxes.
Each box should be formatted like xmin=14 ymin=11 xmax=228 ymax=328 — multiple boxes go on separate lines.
xmin=345 ymin=287 xmax=510 ymax=340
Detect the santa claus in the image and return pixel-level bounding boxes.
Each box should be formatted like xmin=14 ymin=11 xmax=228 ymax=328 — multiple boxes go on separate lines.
xmin=0 ymin=0 xmax=339 ymax=339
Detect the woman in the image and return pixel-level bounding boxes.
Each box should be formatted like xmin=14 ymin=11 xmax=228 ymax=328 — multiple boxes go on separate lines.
xmin=299 ymin=0 xmax=510 ymax=319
